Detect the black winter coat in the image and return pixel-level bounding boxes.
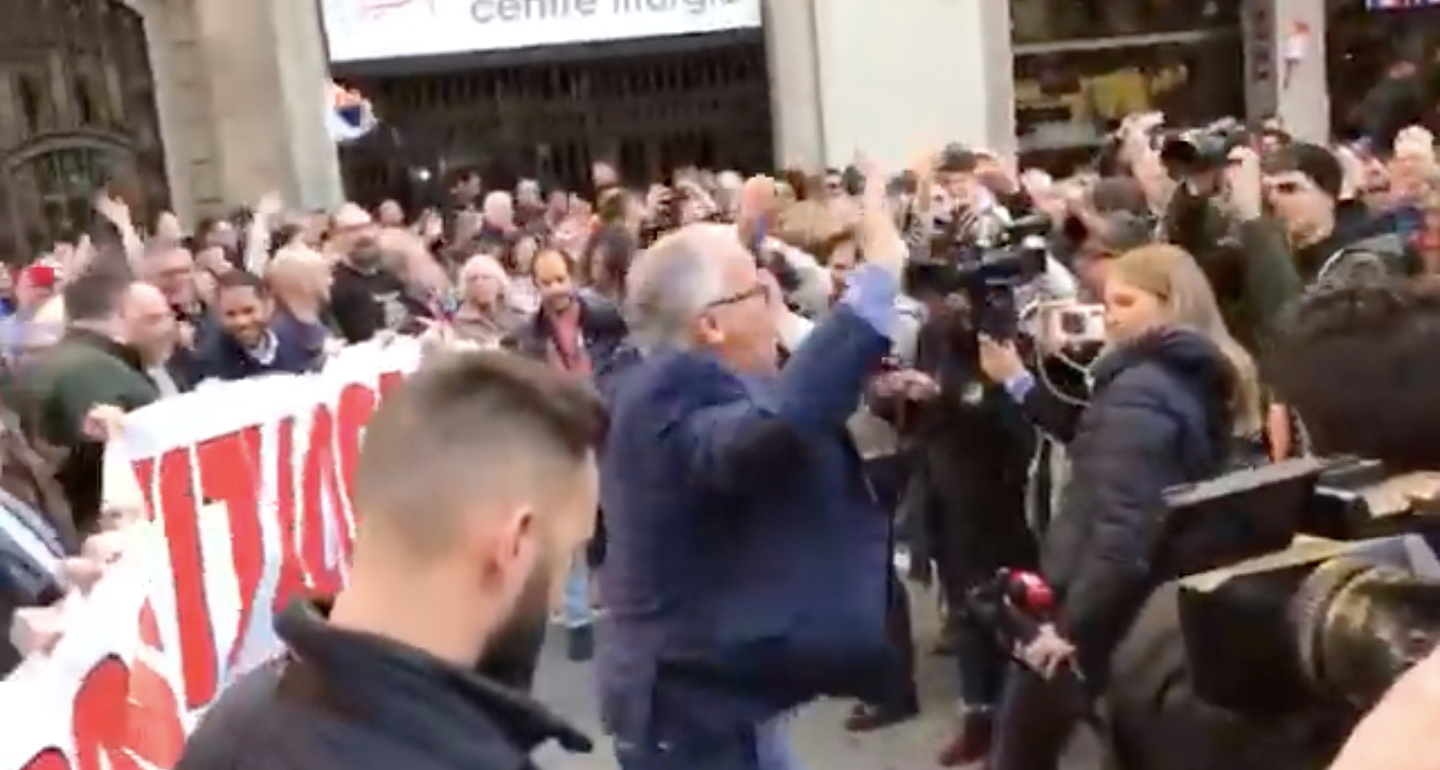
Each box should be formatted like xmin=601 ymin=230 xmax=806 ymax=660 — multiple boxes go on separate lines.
xmin=176 ymin=600 xmax=591 ymax=770
xmin=1042 ymin=327 xmax=1231 ymax=683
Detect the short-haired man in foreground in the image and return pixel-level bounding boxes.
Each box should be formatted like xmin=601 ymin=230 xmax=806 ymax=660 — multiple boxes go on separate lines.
xmin=177 ymin=352 xmax=605 ymax=770
xmin=599 ymin=170 xmax=906 ymax=770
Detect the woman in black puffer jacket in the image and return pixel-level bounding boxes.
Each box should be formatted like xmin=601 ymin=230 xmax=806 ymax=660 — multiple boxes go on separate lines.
xmin=981 ymin=243 xmax=1263 ymax=770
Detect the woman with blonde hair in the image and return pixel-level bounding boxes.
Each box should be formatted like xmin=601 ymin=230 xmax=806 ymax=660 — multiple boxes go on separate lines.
xmin=452 ymin=253 xmax=526 ymax=349
xmin=1104 ymin=243 xmax=1263 ymax=436
xmin=979 ymin=242 xmax=1262 ymax=770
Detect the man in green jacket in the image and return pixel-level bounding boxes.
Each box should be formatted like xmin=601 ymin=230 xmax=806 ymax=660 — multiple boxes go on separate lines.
xmin=9 ymin=268 xmax=161 ymax=532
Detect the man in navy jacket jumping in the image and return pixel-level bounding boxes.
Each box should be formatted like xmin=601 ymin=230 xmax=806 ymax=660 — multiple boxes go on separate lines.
xmin=598 ymin=170 xmax=906 ymax=770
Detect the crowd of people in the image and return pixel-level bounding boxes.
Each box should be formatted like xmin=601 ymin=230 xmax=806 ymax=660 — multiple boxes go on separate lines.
xmin=6 ymin=101 xmax=1440 ymax=770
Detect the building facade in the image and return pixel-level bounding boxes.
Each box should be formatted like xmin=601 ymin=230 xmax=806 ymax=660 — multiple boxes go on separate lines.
xmin=5 ymin=0 xmax=1423 ymax=244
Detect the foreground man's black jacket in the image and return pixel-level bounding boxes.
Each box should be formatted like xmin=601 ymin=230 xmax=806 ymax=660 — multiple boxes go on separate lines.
xmin=177 ymin=600 xmax=591 ymax=770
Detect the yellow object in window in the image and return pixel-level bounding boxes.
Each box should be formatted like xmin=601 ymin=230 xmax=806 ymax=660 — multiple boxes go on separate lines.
xmin=1086 ymin=67 xmax=1152 ymax=122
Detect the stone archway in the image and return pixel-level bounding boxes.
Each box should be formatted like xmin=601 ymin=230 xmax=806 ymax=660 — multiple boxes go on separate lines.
xmin=0 ymin=0 xmax=168 ymax=259
xmin=112 ymin=0 xmax=343 ymax=224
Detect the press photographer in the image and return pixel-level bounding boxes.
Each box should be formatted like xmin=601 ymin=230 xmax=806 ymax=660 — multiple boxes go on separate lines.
xmin=973 ymin=243 xmax=1263 ymax=770
xmin=965 ymin=276 xmax=1440 ymax=770
xmin=865 ymin=167 xmax=1101 ymax=763
xmin=1138 ymin=118 xmax=1304 ymax=351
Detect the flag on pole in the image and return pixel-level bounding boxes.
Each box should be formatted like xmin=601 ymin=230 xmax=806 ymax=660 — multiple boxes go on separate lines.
xmin=325 ymin=80 xmax=379 ymax=143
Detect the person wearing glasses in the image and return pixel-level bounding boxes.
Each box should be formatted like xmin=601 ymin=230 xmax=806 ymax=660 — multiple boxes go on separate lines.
xmin=598 ymin=170 xmax=905 ymax=770
xmin=1261 ymin=141 xmax=1417 ymax=286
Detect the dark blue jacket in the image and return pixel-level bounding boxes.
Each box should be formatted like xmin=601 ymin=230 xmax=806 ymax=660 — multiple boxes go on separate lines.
xmin=597 ymin=306 xmax=893 ymax=744
xmin=1042 ymin=327 xmax=1231 ymax=683
xmin=196 ymin=321 xmax=322 ymax=382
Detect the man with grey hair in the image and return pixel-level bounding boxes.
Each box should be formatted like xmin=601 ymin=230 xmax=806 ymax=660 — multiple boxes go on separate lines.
xmin=599 ymin=171 xmax=906 ymax=770
xmin=480 ymin=190 xmax=516 ymax=241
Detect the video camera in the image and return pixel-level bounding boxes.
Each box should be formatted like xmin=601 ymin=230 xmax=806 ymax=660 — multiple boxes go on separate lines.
xmin=1159 ymin=119 xmax=1250 ymax=179
xmin=905 ymin=212 xmax=1051 ymax=338
xmin=1153 ymin=458 xmax=1440 ymax=732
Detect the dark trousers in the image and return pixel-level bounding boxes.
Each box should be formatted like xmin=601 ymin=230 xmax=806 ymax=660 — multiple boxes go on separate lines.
xmin=874 ymin=569 xmax=918 ymax=708
xmin=954 ymin=612 xmax=1008 ymax=707
xmin=989 ymin=665 xmax=1090 ymax=770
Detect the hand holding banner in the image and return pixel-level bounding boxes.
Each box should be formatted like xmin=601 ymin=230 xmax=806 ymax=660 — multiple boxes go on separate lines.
xmin=0 ymin=338 xmax=422 ymax=770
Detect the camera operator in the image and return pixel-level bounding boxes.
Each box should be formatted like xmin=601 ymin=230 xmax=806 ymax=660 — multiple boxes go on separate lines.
xmin=977 ymin=243 xmax=1263 ymax=770
xmin=868 ymin=216 xmax=1054 ymax=766
xmin=902 ymin=145 xmax=1031 ymax=265
xmin=869 ymin=286 xmax=1038 ymax=767
xmin=1144 ymin=123 xmax=1304 ymax=351
xmin=1174 ymin=277 xmax=1440 ymax=770
xmin=1266 ymin=278 xmax=1440 ymax=479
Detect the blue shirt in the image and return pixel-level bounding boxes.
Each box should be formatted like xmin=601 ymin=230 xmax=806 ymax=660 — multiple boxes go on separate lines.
xmin=839 ymin=264 xmax=901 ymax=342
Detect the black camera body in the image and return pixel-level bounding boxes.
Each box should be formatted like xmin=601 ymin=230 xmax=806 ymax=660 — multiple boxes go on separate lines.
xmin=1152 ymin=458 xmax=1440 ymax=721
xmin=1177 ymin=535 xmax=1440 ymax=716
xmin=1160 ymin=121 xmax=1250 ymax=178
xmin=905 ymin=213 xmax=1051 ymax=338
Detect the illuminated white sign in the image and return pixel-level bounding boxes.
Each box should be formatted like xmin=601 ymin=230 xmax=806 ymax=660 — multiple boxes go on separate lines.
xmin=322 ymin=0 xmax=764 ymax=64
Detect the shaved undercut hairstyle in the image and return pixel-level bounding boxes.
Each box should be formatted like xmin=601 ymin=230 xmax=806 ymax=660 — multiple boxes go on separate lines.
xmin=352 ymin=351 xmax=606 ymax=549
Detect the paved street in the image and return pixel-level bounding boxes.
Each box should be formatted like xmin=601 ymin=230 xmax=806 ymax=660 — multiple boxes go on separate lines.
xmin=531 ymin=581 xmax=1100 ymax=770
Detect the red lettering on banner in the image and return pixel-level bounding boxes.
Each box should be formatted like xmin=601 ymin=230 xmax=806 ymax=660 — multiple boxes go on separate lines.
xmin=17 ymin=604 xmax=184 ymax=770
xmin=16 ymin=750 xmax=65 ymax=770
xmin=299 ymin=403 xmax=349 ymax=596
xmin=104 ymin=370 xmax=403 ymax=721
xmin=271 ymin=415 xmax=306 ymax=616
xmin=146 ymin=428 xmax=263 ymax=711
xmin=378 ymin=369 xmax=404 ymax=397
xmin=271 ymin=376 xmax=397 ymax=612
xmin=196 ymin=430 xmax=265 ymax=674
xmin=334 ymin=382 xmax=377 ymax=506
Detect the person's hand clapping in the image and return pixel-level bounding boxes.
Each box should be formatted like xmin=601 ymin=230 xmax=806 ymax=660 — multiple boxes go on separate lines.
xmin=872 ymin=369 xmax=940 ymax=401
xmin=1224 ymin=145 xmax=1264 ymax=222
xmin=154 ymin=211 xmax=184 ymax=242
xmin=978 ymin=334 xmax=1026 ymax=383
xmin=856 ymin=152 xmax=905 ymax=275
xmin=1329 ymin=642 xmax=1440 ymax=770
xmin=93 ymin=193 xmax=132 ymax=228
xmin=256 ymin=191 xmax=283 ymax=220
xmin=176 ymin=319 xmax=197 ymax=350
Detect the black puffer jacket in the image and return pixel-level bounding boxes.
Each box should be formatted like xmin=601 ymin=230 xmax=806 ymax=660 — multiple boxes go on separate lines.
xmin=1043 ymin=327 xmax=1232 ymax=683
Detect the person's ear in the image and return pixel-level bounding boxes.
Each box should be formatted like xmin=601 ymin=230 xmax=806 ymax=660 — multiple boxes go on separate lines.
xmin=693 ymin=312 xmax=724 ymax=346
xmin=477 ymin=505 xmax=537 ymax=596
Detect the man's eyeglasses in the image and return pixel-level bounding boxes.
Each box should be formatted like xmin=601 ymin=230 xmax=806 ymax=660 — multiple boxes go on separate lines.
xmin=1267 ymin=180 xmax=1307 ymax=196
xmin=706 ymin=283 xmax=768 ymax=309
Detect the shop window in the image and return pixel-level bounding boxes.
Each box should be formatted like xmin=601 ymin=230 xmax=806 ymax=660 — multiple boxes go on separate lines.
xmin=1015 ymin=35 xmax=1245 ymax=173
xmin=1327 ymin=0 xmax=1440 ymax=136
xmin=1013 ymin=0 xmax=1241 ymax=45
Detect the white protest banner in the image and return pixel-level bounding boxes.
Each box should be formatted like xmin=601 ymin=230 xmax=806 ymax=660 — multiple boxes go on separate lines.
xmin=0 ymin=337 xmax=422 ymax=770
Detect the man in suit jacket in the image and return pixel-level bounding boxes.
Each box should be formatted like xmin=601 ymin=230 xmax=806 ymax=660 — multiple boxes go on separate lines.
xmin=598 ymin=171 xmax=907 ymax=770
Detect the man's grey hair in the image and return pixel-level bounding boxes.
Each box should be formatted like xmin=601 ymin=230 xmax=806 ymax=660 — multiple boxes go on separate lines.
xmin=623 ymin=230 xmax=728 ymax=351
